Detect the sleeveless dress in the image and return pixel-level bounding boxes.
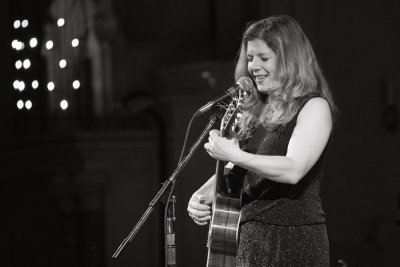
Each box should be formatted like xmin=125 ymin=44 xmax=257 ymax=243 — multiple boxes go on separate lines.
xmin=230 ymin=93 xmax=331 ymax=267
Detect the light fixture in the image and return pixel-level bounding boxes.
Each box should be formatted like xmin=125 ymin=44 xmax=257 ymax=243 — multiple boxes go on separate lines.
xmin=23 ymin=59 xmax=31 ymax=69
xmin=11 ymin=39 xmax=18 ymax=49
xmin=25 ymin=100 xmax=32 ymax=110
xmin=15 ymin=41 xmax=24 ymax=51
xmin=71 ymin=38 xmax=79 ymax=47
xmin=18 ymin=81 xmax=25 ymax=91
xmin=13 ymin=80 xmax=19 ymax=89
xmin=15 ymin=60 xmax=22 ymax=69
xmin=46 ymin=40 xmax=53 ymax=50
xmin=59 ymin=59 xmax=67 ymax=68
xmin=60 ymin=99 xmax=68 ymax=110
xmin=57 ymin=18 xmax=65 ymax=27
xmin=17 ymin=100 xmax=24 ymax=109
xmin=21 ymin=19 xmax=29 ymax=28
xmin=32 ymin=80 xmax=39 ymax=89
xmin=72 ymin=80 xmax=80 ymax=89
xmin=13 ymin=20 xmax=21 ymax=29
xmin=47 ymin=82 xmax=55 ymax=91
xmin=29 ymin=38 xmax=38 ymax=48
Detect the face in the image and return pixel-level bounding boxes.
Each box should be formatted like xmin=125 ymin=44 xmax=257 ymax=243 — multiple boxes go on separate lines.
xmin=246 ymin=39 xmax=277 ymax=94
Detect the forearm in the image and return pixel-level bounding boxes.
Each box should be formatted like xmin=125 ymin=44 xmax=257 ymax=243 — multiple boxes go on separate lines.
xmin=195 ymin=162 xmax=235 ymax=195
xmin=230 ymin=150 xmax=301 ymax=185
xmin=195 ymin=174 xmax=216 ymax=196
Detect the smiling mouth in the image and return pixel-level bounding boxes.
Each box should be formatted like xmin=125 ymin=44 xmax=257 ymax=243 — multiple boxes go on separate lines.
xmin=254 ymin=75 xmax=268 ymax=82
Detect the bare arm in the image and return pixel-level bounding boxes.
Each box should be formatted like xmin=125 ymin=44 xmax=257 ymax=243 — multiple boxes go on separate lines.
xmin=207 ymin=97 xmax=332 ymax=185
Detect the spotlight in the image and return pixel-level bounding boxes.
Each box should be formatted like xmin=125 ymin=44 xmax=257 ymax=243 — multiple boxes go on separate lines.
xmin=29 ymin=38 xmax=38 ymax=48
xmin=57 ymin=18 xmax=65 ymax=27
xmin=46 ymin=40 xmax=53 ymax=50
xmin=13 ymin=80 xmax=19 ymax=89
xmin=72 ymin=80 xmax=80 ymax=89
xmin=59 ymin=59 xmax=67 ymax=68
xmin=18 ymin=81 xmax=25 ymax=91
xmin=60 ymin=99 xmax=68 ymax=110
xmin=17 ymin=100 xmax=24 ymax=110
xmin=13 ymin=20 xmax=21 ymax=29
xmin=15 ymin=60 xmax=22 ymax=69
xmin=25 ymin=100 xmax=32 ymax=110
xmin=32 ymin=80 xmax=39 ymax=89
xmin=71 ymin=38 xmax=79 ymax=47
xmin=11 ymin=39 xmax=18 ymax=49
xmin=21 ymin=19 xmax=29 ymax=28
xmin=47 ymin=82 xmax=55 ymax=91
xmin=15 ymin=41 xmax=24 ymax=51
xmin=23 ymin=59 xmax=31 ymax=69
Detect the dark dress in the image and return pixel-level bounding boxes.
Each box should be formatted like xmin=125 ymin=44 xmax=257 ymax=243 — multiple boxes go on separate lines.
xmin=231 ymin=94 xmax=331 ymax=267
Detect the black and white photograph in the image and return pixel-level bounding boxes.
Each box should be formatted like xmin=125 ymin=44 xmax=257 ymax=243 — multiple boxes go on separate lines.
xmin=1 ymin=0 xmax=399 ymax=266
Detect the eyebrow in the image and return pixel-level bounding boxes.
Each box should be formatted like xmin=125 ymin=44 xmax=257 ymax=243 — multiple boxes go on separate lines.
xmin=246 ymin=52 xmax=271 ymax=57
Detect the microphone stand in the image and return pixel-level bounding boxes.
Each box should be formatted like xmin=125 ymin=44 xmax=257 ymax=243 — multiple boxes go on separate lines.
xmin=112 ymin=111 xmax=222 ymax=260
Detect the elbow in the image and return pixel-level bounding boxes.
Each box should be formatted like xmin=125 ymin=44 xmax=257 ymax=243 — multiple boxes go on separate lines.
xmin=285 ymin=168 xmax=304 ymax=185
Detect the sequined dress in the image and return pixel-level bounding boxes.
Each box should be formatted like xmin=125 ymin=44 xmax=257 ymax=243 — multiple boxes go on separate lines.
xmin=231 ymin=94 xmax=331 ymax=267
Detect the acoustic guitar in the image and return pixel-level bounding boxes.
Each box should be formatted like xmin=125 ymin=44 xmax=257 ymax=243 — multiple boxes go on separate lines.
xmin=206 ymin=90 xmax=246 ymax=267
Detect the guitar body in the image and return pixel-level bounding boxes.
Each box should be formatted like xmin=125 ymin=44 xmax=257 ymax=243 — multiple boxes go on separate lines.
xmin=206 ymin=91 xmax=246 ymax=267
xmin=206 ymin=195 xmax=241 ymax=267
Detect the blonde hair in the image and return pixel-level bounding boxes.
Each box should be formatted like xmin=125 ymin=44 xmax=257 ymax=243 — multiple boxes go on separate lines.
xmin=235 ymin=15 xmax=336 ymax=130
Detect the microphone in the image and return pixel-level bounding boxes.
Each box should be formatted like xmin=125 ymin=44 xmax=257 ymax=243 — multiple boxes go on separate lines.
xmin=194 ymin=77 xmax=253 ymax=117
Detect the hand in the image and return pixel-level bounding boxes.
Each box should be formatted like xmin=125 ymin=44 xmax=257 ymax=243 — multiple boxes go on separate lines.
xmin=204 ymin=129 xmax=241 ymax=162
xmin=187 ymin=193 xmax=212 ymax=226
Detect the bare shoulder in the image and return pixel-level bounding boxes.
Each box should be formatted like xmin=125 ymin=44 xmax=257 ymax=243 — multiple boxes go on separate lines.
xmin=297 ymin=97 xmax=332 ymax=125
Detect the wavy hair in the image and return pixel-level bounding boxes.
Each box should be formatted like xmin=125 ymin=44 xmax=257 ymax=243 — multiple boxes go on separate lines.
xmin=234 ymin=15 xmax=336 ymax=131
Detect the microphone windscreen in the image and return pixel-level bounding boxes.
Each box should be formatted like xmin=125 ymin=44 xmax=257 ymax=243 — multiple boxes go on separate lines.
xmin=237 ymin=77 xmax=253 ymax=92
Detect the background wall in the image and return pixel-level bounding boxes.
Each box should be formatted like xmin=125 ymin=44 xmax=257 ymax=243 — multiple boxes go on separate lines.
xmin=1 ymin=0 xmax=399 ymax=266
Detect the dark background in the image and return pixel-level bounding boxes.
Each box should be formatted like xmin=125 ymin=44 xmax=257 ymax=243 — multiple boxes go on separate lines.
xmin=1 ymin=0 xmax=399 ymax=266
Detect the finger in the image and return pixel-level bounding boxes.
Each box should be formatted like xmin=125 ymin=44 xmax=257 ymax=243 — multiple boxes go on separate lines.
xmin=204 ymin=142 xmax=210 ymax=150
xmin=188 ymin=207 xmax=211 ymax=217
xmin=195 ymin=215 xmax=211 ymax=222
xmin=188 ymin=200 xmax=211 ymax=213
xmin=208 ymin=136 xmax=214 ymax=144
xmin=194 ymin=220 xmax=208 ymax=226
xmin=210 ymin=129 xmax=220 ymax=136
xmin=189 ymin=199 xmax=211 ymax=210
xmin=209 ymin=129 xmax=220 ymax=139
xmin=197 ymin=194 xmax=212 ymax=204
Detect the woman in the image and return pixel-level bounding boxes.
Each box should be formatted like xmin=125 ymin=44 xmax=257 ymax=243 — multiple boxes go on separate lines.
xmin=187 ymin=15 xmax=336 ymax=266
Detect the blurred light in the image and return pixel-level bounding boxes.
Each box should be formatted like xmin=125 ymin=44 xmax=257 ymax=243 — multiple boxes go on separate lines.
xmin=15 ymin=41 xmax=24 ymax=51
xmin=46 ymin=40 xmax=53 ymax=50
xmin=23 ymin=59 xmax=31 ymax=69
xmin=57 ymin=18 xmax=65 ymax=27
xmin=29 ymin=38 xmax=38 ymax=48
xmin=71 ymin=38 xmax=79 ymax=47
xmin=59 ymin=59 xmax=67 ymax=68
xmin=15 ymin=60 xmax=22 ymax=69
xmin=21 ymin=20 xmax=29 ymax=28
xmin=11 ymin=39 xmax=18 ymax=49
xmin=47 ymin=82 xmax=55 ymax=91
xmin=25 ymin=100 xmax=32 ymax=110
xmin=17 ymin=100 xmax=24 ymax=109
xmin=60 ymin=100 xmax=68 ymax=110
xmin=14 ymin=20 xmax=21 ymax=29
xmin=18 ymin=81 xmax=25 ymax=91
xmin=32 ymin=80 xmax=39 ymax=89
xmin=72 ymin=80 xmax=80 ymax=89
xmin=13 ymin=80 xmax=19 ymax=89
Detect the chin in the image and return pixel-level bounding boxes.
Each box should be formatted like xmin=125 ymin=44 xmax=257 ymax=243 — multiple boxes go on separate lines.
xmin=256 ymin=86 xmax=270 ymax=94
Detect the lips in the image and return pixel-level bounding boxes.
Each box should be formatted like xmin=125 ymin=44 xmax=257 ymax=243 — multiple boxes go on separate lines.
xmin=254 ymin=75 xmax=268 ymax=82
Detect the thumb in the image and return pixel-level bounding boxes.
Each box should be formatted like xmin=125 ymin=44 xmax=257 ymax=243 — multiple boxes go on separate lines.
xmin=197 ymin=194 xmax=213 ymax=204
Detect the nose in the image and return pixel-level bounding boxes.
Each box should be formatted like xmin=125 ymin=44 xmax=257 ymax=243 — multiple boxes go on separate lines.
xmin=248 ymin=58 xmax=261 ymax=73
